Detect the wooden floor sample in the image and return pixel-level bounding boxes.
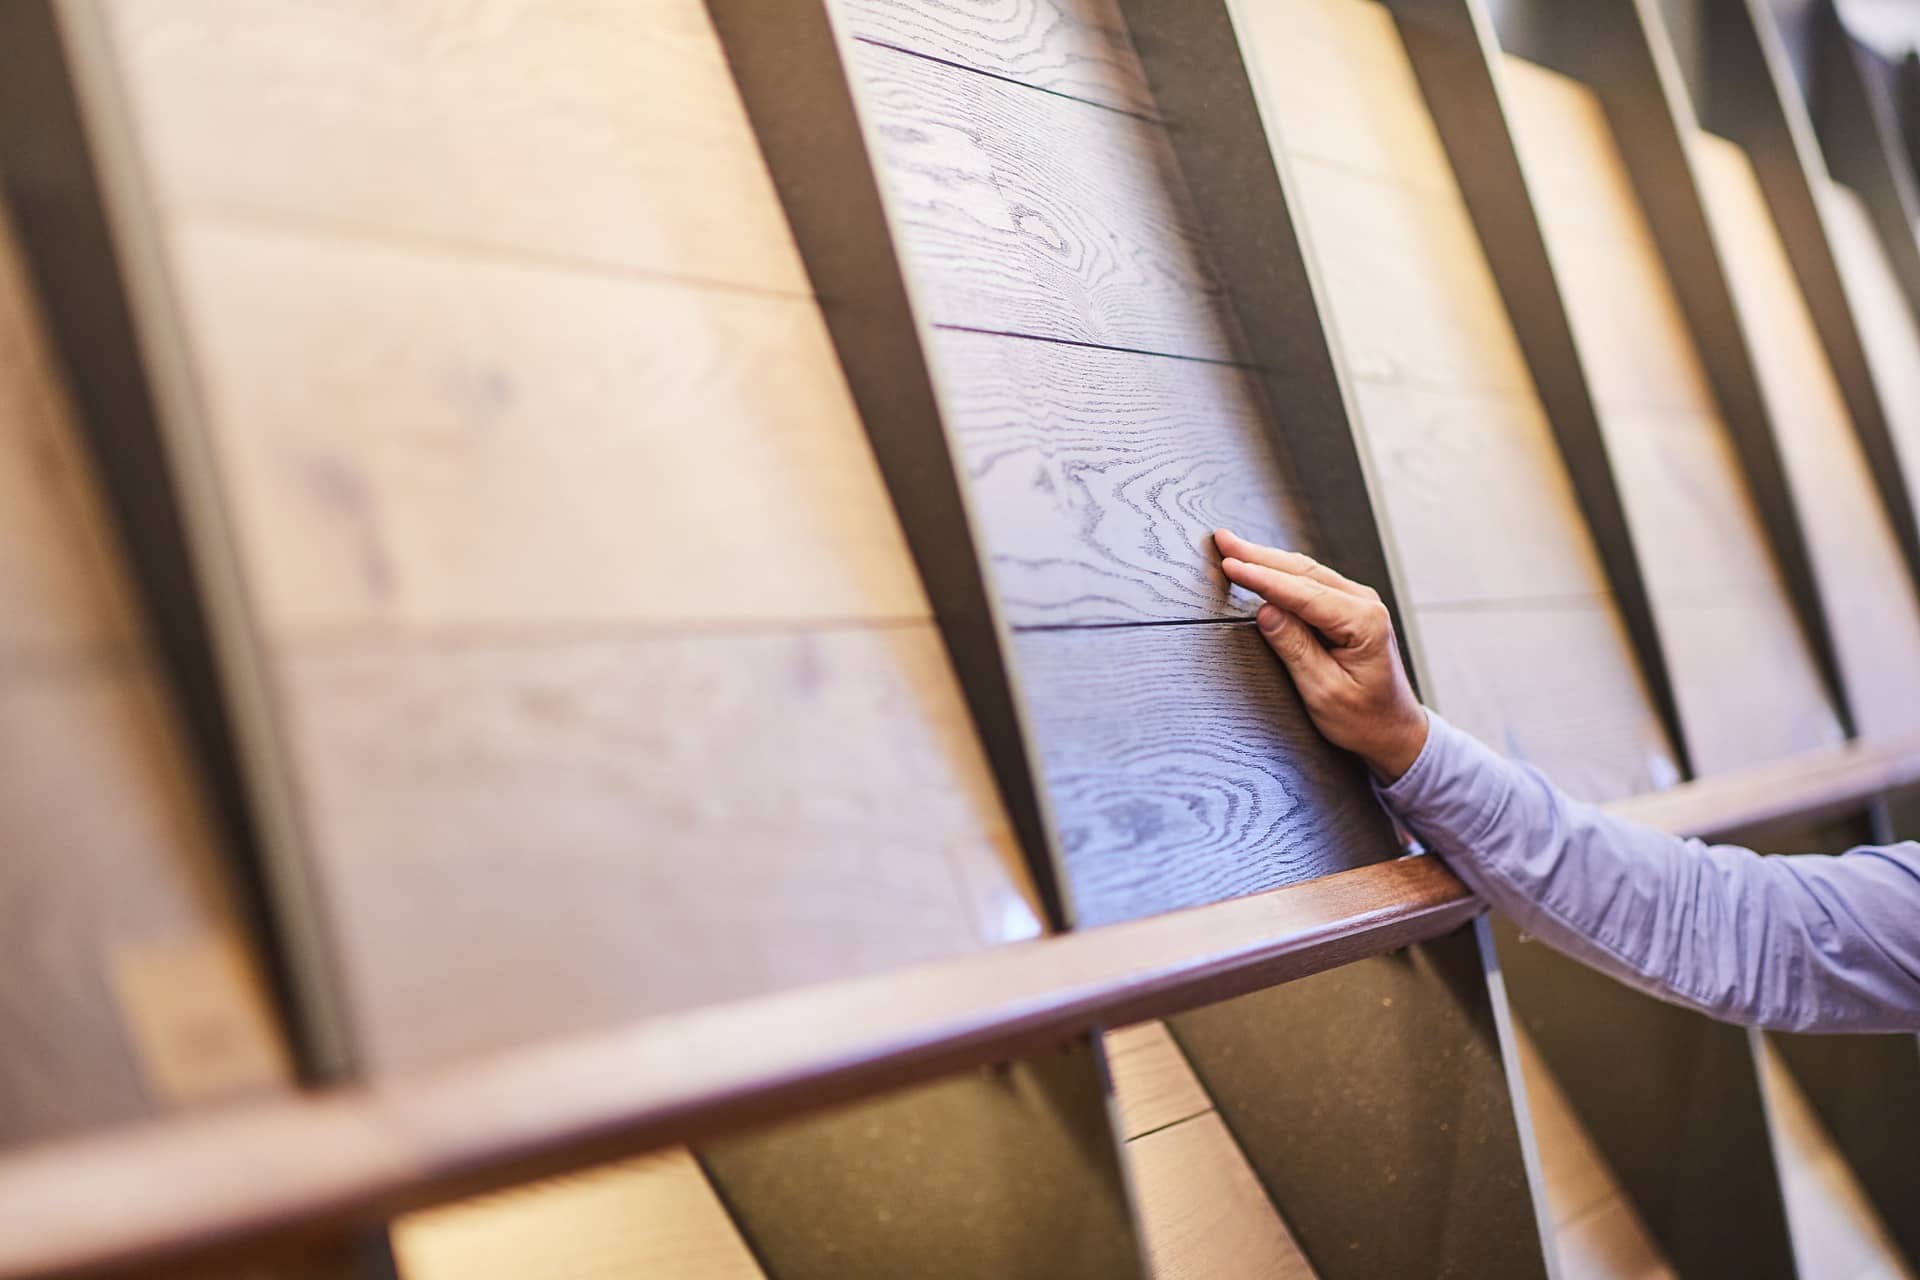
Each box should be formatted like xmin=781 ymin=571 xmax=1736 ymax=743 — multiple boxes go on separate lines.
xmin=1824 ymin=180 xmax=1920 ymax=598
xmin=1695 ymin=134 xmax=1920 ymax=739
xmin=0 ymin=213 xmax=288 ymax=1144
xmin=94 ymin=0 xmax=1044 ymax=1076
xmin=1757 ymin=1038 xmax=1915 ymax=1280
xmin=1106 ymin=1023 xmax=1317 ymax=1280
xmin=1237 ymin=0 xmax=1677 ymax=802
xmin=394 ymin=1149 xmax=763 ymax=1280
xmin=1501 ymin=54 xmax=1844 ymax=774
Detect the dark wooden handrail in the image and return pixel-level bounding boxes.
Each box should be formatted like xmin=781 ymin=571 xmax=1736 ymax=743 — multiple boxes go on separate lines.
xmin=4 ymin=732 xmax=1919 ymax=1279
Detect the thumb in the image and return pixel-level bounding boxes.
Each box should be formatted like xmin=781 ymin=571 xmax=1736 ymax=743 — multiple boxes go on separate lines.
xmin=1257 ymin=604 xmax=1337 ymax=686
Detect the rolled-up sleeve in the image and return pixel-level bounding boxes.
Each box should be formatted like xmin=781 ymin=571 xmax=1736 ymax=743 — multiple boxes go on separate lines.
xmin=1379 ymin=712 xmax=1920 ymax=1033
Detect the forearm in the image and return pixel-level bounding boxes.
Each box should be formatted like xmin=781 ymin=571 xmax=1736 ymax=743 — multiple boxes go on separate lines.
xmin=1379 ymin=713 xmax=1920 ymax=1033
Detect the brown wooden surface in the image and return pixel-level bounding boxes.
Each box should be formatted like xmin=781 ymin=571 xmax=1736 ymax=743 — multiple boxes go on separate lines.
xmin=0 ymin=206 xmax=289 ymax=1146
xmin=1694 ymin=131 xmax=1920 ymax=740
xmin=1501 ymin=52 xmax=1845 ymax=775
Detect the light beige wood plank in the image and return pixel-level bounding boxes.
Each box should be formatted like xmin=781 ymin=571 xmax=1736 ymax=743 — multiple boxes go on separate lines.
xmin=1823 ymin=181 xmax=1920 ymax=554
xmin=1696 ymin=134 xmax=1920 ymax=740
xmin=1289 ymin=157 xmax=1535 ymax=396
xmin=1126 ymin=1112 xmax=1316 ymax=1280
xmin=1414 ymin=602 xmax=1680 ymax=803
xmin=1103 ymin=1022 xmax=1209 ymax=1140
xmin=850 ymin=37 xmax=1236 ymax=360
xmin=167 ymin=220 xmax=927 ymax=636
xmin=1235 ymin=0 xmax=1457 ymax=197
xmin=282 ymin=625 xmax=1041 ymax=1072
xmin=1514 ymin=1030 xmax=1673 ymax=1279
xmin=1756 ymin=1039 xmax=1914 ymax=1280
xmin=100 ymin=0 xmax=806 ymax=292
xmin=1500 ymin=55 xmax=1658 ymax=252
xmin=394 ymin=1148 xmax=764 ymax=1280
xmin=1656 ymin=598 xmax=1846 ymax=775
xmin=837 ymin=0 xmax=1154 ymax=116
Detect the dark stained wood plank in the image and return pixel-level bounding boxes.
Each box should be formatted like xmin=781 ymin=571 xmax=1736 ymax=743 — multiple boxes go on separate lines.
xmin=1696 ymin=131 xmax=1920 ymax=740
xmin=849 ymin=38 xmax=1238 ymax=360
xmin=1013 ymin=623 xmax=1400 ymax=927
xmin=697 ymin=1040 xmax=1144 ymax=1280
xmin=1171 ymin=926 xmax=1550 ymax=1279
xmin=280 ymin=625 xmax=1041 ymax=1073
xmin=837 ymin=0 xmax=1156 ymax=116
xmin=99 ymin=0 xmax=810 ymax=293
xmin=933 ymin=327 xmax=1313 ymax=626
xmin=392 ymin=1150 xmax=765 ymax=1280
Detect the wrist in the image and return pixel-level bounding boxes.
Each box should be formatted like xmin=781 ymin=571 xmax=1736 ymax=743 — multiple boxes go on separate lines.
xmin=1364 ymin=706 xmax=1429 ymax=784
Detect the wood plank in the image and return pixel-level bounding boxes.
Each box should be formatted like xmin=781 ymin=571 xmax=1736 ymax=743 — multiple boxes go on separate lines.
xmin=696 ymin=1041 xmax=1143 ymax=1280
xmin=393 ymin=1149 xmax=764 ymax=1280
xmin=1498 ymin=53 xmax=1661 ymax=251
xmin=1824 ymin=179 xmax=1920 ymax=560
xmin=848 ymin=38 xmax=1236 ymax=359
xmin=280 ymin=625 xmax=1041 ymax=1072
xmin=1126 ymin=1112 xmax=1316 ymax=1280
xmin=1756 ymin=1037 xmax=1915 ymax=1280
xmin=1012 ymin=623 xmax=1400 ymax=928
xmin=837 ymin=0 xmax=1155 ymax=116
xmin=164 ymin=219 xmax=928 ymax=636
xmin=98 ymin=0 xmax=807 ymax=292
xmin=1557 ymin=1198 xmax=1676 ymax=1280
xmin=933 ymin=326 xmax=1312 ymax=626
xmin=1696 ymin=132 xmax=1920 ymax=739
xmin=1103 ymin=1022 xmax=1208 ymax=1140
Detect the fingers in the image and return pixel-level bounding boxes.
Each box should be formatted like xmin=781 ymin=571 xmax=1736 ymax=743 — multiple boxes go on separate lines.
xmin=1255 ymin=604 xmax=1341 ymax=689
xmin=1212 ymin=528 xmax=1380 ymax=602
xmin=1221 ymin=555 xmax=1389 ymax=649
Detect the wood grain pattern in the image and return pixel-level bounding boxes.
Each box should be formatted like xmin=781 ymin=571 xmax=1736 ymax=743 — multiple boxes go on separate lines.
xmin=1824 ymin=179 xmax=1920 ymax=568
xmin=281 ymin=625 xmax=1040 ymax=1072
xmin=100 ymin=0 xmax=807 ymax=292
xmin=1127 ymin=1112 xmax=1316 ymax=1280
xmin=849 ymin=38 xmax=1237 ymax=359
xmin=166 ymin=219 xmax=928 ymax=636
xmin=1502 ymin=54 xmax=1845 ymax=772
xmin=1014 ymin=624 xmax=1400 ymax=927
xmin=0 ymin=211 xmax=287 ymax=1144
xmin=1103 ymin=1022 xmax=1209 ymax=1140
xmin=933 ymin=326 xmax=1312 ymax=625
xmin=1697 ymin=134 xmax=1920 ymax=739
xmin=837 ymin=0 xmax=1155 ymax=115
xmin=394 ymin=1149 xmax=762 ymax=1280
xmin=1757 ymin=1038 xmax=1915 ymax=1280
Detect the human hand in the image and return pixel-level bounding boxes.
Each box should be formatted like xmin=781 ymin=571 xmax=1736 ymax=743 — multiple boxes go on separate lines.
xmin=1213 ymin=529 xmax=1428 ymax=782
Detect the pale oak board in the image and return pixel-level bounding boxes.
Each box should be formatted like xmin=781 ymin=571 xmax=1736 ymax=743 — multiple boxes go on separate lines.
xmin=1497 ymin=53 xmax=1662 ymax=252
xmin=1696 ymin=133 xmax=1920 ymax=739
xmin=837 ymin=0 xmax=1155 ymax=116
xmin=1103 ymin=1022 xmax=1209 ymax=1141
xmin=163 ymin=218 xmax=929 ymax=636
xmin=97 ymin=0 xmax=807 ymax=294
xmin=393 ymin=1148 xmax=764 ymax=1280
xmin=932 ymin=325 xmax=1313 ymax=626
xmin=1013 ymin=623 xmax=1399 ymax=928
xmin=848 ymin=38 xmax=1238 ymax=361
xmin=280 ymin=626 xmax=1040 ymax=1073
xmin=1824 ymin=180 xmax=1920 ymax=568
xmin=1127 ymin=1112 xmax=1317 ymax=1280
xmin=1757 ymin=1037 xmax=1915 ymax=1280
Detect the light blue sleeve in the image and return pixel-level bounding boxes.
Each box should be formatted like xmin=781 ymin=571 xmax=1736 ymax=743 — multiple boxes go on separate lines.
xmin=1377 ymin=712 xmax=1920 ymax=1033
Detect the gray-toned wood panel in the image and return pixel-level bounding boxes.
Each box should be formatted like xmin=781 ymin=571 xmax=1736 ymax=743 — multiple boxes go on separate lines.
xmin=698 ymin=1039 xmax=1145 ymax=1280
xmin=1170 ymin=926 xmax=1549 ymax=1279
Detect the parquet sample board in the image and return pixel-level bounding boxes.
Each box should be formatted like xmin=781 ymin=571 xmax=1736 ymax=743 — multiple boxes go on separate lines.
xmin=0 ymin=207 xmax=287 ymax=1145
xmin=1104 ymin=1023 xmax=1316 ymax=1280
xmin=1235 ymin=0 xmax=1677 ymax=807
xmin=1694 ymin=132 xmax=1920 ymax=739
xmin=697 ymin=1041 xmax=1143 ymax=1280
xmin=394 ymin=1149 xmax=764 ymax=1280
xmin=94 ymin=0 xmax=1045 ymax=1074
xmin=1825 ymin=179 xmax=1920 ymax=581
xmin=837 ymin=0 xmax=1400 ymax=929
xmin=1501 ymin=54 xmax=1845 ymax=776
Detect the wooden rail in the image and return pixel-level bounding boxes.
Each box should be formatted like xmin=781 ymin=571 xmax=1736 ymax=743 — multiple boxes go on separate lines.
xmin=3 ymin=734 xmax=1918 ymax=1280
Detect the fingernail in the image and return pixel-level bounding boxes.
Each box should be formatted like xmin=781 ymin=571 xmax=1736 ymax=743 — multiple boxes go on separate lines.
xmin=1257 ymin=605 xmax=1284 ymax=634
